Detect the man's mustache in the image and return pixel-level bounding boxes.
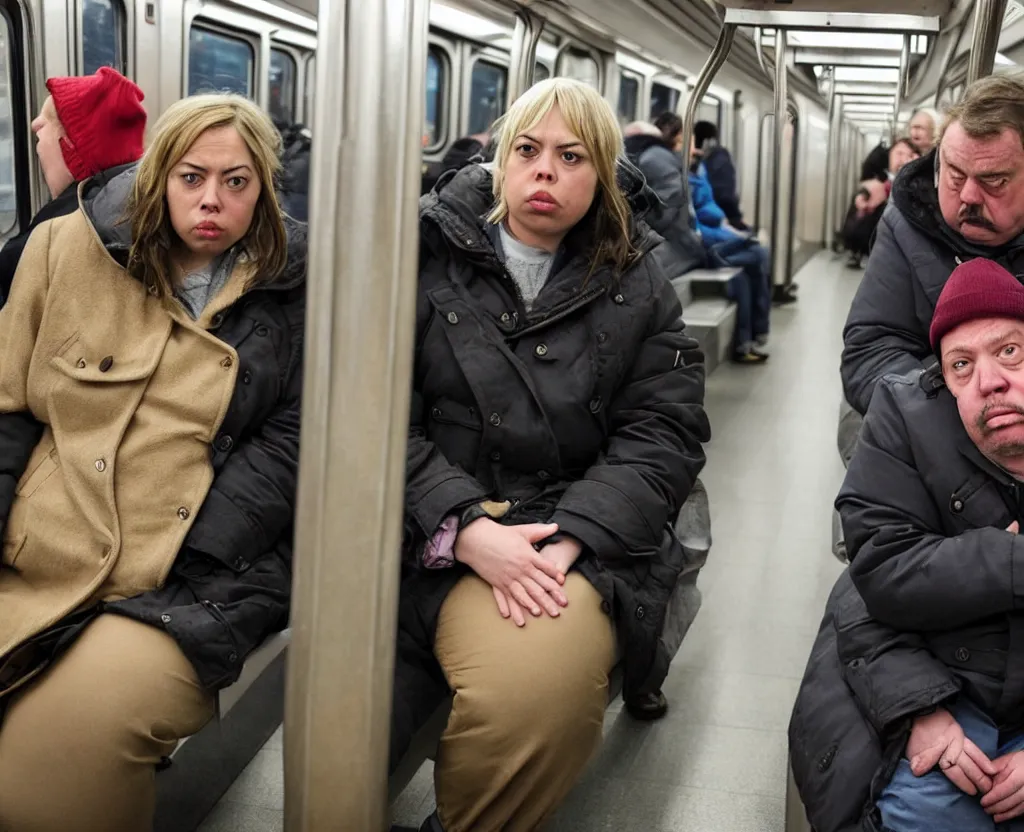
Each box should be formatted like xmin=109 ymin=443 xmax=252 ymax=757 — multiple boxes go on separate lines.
xmin=960 ymin=205 xmax=998 ymax=232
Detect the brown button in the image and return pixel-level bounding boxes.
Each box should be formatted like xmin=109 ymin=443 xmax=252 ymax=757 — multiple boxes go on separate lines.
xmin=177 ymin=506 xmax=190 ymax=521
xmin=99 ymin=356 xmax=113 ymax=372
xmin=94 ymin=458 xmax=106 ymax=472
xmin=221 ymin=357 xmax=233 ymax=369
xmin=76 ymin=358 xmax=86 ymax=369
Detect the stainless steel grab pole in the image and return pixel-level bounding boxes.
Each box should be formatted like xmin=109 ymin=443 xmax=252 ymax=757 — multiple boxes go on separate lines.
xmin=683 ymin=24 xmax=737 ymax=160
xmin=967 ymin=0 xmax=1009 ymax=84
xmin=283 ymin=0 xmax=428 ymax=827
xmin=770 ymin=28 xmax=791 ymax=292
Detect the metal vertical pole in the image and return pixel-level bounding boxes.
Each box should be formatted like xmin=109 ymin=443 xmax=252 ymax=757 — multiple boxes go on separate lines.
xmin=509 ymin=10 xmax=544 ymax=102
xmin=893 ymin=35 xmax=910 ymax=142
xmin=283 ymin=0 xmax=428 ymax=827
xmin=823 ymin=71 xmax=838 ymax=250
xmin=683 ymin=24 xmax=737 ymax=159
xmin=967 ymin=0 xmax=1009 ymax=84
xmin=771 ymin=28 xmax=791 ymax=292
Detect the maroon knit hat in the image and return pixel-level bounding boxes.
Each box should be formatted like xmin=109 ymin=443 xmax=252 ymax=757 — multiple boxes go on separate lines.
xmin=46 ymin=67 xmax=146 ymax=181
xmin=929 ymin=259 xmax=1024 ymax=351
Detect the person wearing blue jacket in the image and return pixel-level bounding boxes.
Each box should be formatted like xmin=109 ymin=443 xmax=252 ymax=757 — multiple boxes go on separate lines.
xmin=681 ymin=129 xmax=772 ymax=364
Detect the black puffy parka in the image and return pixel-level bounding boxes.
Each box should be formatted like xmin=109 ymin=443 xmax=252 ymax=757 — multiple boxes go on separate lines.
xmin=791 ymin=367 xmax=1024 ymax=830
xmin=390 ymin=163 xmax=710 ymax=764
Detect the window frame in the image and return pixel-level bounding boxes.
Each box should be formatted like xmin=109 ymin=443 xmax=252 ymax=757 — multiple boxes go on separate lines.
xmin=617 ymin=68 xmax=642 ymax=124
xmin=0 ymin=1 xmax=27 ymax=240
xmin=555 ymin=42 xmax=603 ymax=90
xmin=423 ymin=42 xmax=450 ymax=154
xmin=649 ymin=75 xmax=686 ymax=121
xmin=76 ymin=0 xmax=128 ymax=76
xmin=183 ymin=17 xmax=261 ymax=101
xmin=463 ymin=51 xmax=509 ymax=137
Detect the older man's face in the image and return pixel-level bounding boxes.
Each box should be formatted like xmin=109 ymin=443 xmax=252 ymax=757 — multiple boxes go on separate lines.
xmin=943 ymin=317 xmax=1024 ymax=470
xmin=938 ymin=121 xmax=1024 ymax=248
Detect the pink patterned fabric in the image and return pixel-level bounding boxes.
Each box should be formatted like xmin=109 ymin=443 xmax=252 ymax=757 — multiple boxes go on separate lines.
xmin=423 ymin=514 xmax=459 ymax=569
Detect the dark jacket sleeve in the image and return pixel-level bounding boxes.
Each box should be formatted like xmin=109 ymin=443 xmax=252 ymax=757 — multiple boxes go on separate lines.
xmin=636 ymin=148 xmax=686 ymax=241
xmin=704 ymin=149 xmax=743 ymax=226
xmin=841 ymin=378 xmax=1024 ymax=630
xmin=835 ymin=576 xmax=960 ymax=737
xmin=550 ymin=270 xmax=710 ymax=560
xmin=841 ymin=211 xmax=930 ymax=415
xmin=184 ymin=309 xmax=303 ymax=569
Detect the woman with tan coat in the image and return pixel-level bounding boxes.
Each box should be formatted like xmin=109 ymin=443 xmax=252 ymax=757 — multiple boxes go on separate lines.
xmin=0 ymin=93 xmax=305 ymax=831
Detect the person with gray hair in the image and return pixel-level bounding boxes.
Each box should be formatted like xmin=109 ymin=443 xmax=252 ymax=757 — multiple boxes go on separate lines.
xmin=842 ymin=72 xmax=1024 ymax=415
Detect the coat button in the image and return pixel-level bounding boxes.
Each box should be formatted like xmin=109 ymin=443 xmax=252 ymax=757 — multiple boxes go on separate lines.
xmin=211 ymin=313 xmax=224 ymax=327
xmin=635 ymin=604 xmax=645 ymax=620
xmin=242 ymin=370 xmax=252 ymax=385
xmin=538 ymin=470 xmax=550 ymax=481
xmin=490 ymin=450 xmax=501 ymax=461
xmin=818 ymin=746 xmax=838 ymax=773
xmin=232 ymin=556 xmax=248 ymax=570
xmin=221 ymin=357 xmax=233 ymax=369
xmin=535 ymin=344 xmax=548 ymax=357
xmin=500 ymin=312 xmax=511 ymax=324
xmin=613 ymin=293 xmax=625 ymax=304
xmin=160 ymin=614 xmax=172 ymax=624
xmin=589 ymin=397 xmax=602 ymax=413
xmin=177 ymin=506 xmax=191 ymax=521
xmin=598 ymin=332 xmax=609 ymax=343
xmin=431 ymin=407 xmax=442 ymax=418
xmin=255 ymin=325 xmax=269 ymax=337
xmin=228 ymin=652 xmax=238 ymax=663
xmin=99 ymin=356 xmax=114 ymax=372
xmin=215 ymin=435 xmax=234 ymax=452
xmin=76 ymin=358 xmax=87 ymax=369
xmin=447 ymin=312 xmax=459 ymax=325
xmin=489 ymin=412 xmax=502 ymax=427
xmin=952 ymin=498 xmax=964 ymax=512
xmin=956 ymin=647 xmax=971 ymax=662
xmin=94 ymin=458 xmax=106 ymax=472
xmin=148 ymin=284 xmax=159 ymax=296
xmin=600 ymin=600 xmax=611 ymax=614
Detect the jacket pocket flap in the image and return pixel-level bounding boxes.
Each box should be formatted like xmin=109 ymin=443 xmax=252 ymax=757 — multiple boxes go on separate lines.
xmin=50 ymin=344 xmax=163 ymax=383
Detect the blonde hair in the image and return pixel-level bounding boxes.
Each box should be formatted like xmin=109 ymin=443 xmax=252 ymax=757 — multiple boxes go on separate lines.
xmin=127 ymin=93 xmax=288 ymax=298
xmin=488 ymin=78 xmax=635 ymax=274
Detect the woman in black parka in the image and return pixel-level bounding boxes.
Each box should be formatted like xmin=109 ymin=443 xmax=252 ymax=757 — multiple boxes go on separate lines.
xmin=392 ymin=77 xmax=710 ymax=832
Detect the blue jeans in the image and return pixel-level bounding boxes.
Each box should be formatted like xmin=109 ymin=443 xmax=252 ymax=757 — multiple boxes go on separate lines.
xmin=710 ymin=238 xmax=771 ymax=353
xmin=878 ymin=699 xmax=1024 ymax=832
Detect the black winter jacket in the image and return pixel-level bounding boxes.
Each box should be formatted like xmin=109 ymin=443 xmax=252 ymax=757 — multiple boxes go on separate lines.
xmin=403 ymin=164 xmax=710 ymax=700
xmin=792 ymin=368 xmax=1024 ymax=830
xmin=0 ymin=170 xmax=306 ymax=692
xmin=841 ymin=152 xmax=1024 ymax=414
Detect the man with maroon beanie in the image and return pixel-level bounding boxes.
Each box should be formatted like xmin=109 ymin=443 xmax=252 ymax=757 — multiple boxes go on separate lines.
xmin=792 ymin=259 xmax=1024 ymax=831
xmin=0 ymin=66 xmax=146 ymax=304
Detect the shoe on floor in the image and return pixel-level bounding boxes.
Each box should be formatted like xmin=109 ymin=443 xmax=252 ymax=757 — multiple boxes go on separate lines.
xmin=732 ymin=349 xmax=769 ymax=364
xmin=625 ymin=690 xmax=669 ymax=721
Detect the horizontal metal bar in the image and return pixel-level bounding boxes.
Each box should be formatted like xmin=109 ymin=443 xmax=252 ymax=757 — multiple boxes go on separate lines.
xmin=793 ymin=48 xmax=902 ymax=66
xmin=724 ymin=9 xmax=941 ymax=32
xmin=834 ymin=82 xmax=899 ymax=95
xmin=841 ymin=94 xmax=896 ymax=103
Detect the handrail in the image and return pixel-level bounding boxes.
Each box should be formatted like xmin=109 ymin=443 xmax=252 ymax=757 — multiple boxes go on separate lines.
xmin=893 ymin=34 xmax=910 ymax=141
xmin=283 ymin=0 xmax=427 ymax=826
xmin=966 ymin=0 xmax=1009 ymax=84
xmin=823 ymin=73 xmax=839 ymax=250
xmin=770 ymin=27 xmax=791 ymax=291
xmin=682 ymin=22 xmax=737 ymax=170
xmin=509 ymin=9 xmax=545 ymax=101
xmin=754 ymin=26 xmax=773 ymax=82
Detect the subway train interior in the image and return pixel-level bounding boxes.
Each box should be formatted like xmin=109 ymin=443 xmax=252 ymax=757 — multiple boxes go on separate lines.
xmin=0 ymin=0 xmax=1019 ymax=829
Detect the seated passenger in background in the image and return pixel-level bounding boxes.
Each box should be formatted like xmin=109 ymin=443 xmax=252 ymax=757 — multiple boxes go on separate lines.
xmin=693 ymin=119 xmax=747 ymax=231
xmin=421 ymin=131 xmax=494 ymax=195
xmin=622 ymin=120 xmax=708 ymax=277
xmin=792 ymin=259 xmax=1024 ymax=832
xmin=393 ymin=77 xmax=710 ymax=832
xmin=687 ymin=130 xmax=774 ymax=363
xmin=0 ymin=93 xmax=305 ymax=832
xmin=0 ymin=67 xmax=147 ymax=306
xmin=842 ymin=137 xmax=920 ymax=269
xmin=841 ymin=73 xmax=1024 ymax=416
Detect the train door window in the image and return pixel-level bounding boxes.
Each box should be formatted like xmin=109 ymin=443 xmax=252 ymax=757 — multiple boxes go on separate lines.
xmin=650 ymin=82 xmax=680 ymax=119
xmin=468 ymin=60 xmax=506 ymax=135
xmin=424 ymin=46 xmax=447 ymax=150
xmin=534 ymin=63 xmax=549 ymax=82
xmin=558 ymin=47 xmax=599 ymax=89
xmin=618 ymin=71 xmax=640 ymax=124
xmin=697 ymin=95 xmax=721 ymax=130
xmin=269 ymin=48 xmax=297 ymax=124
xmin=0 ymin=8 xmax=18 ymax=240
xmin=188 ymin=25 xmax=254 ymax=97
xmin=82 ymin=0 xmax=124 ymax=74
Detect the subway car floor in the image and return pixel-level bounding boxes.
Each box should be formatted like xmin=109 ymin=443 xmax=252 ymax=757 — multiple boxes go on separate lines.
xmin=196 ymin=250 xmax=857 ymax=831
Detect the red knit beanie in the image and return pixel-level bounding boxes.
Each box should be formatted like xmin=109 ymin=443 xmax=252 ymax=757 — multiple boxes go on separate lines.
xmin=929 ymin=258 xmax=1024 ymax=351
xmin=46 ymin=67 xmax=146 ymax=181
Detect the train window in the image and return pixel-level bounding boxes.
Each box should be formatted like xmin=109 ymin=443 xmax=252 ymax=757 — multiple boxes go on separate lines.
xmin=534 ymin=63 xmax=550 ymax=82
xmin=188 ymin=25 xmax=254 ymax=97
xmin=82 ymin=0 xmax=123 ymax=74
xmin=650 ymin=82 xmax=680 ymax=119
xmin=559 ymin=47 xmax=599 ymax=89
xmin=424 ymin=46 xmax=446 ymax=149
xmin=697 ymin=95 xmax=721 ymax=129
xmin=618 ymin=71 xmax=640 ymax=124
xmin=269 ymin=49 xmax=297 ymax=124
xmin=0 ymin=9 xmax=16 ymax=239
xmin=468 ymin=60 xmax=506 ymax=136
